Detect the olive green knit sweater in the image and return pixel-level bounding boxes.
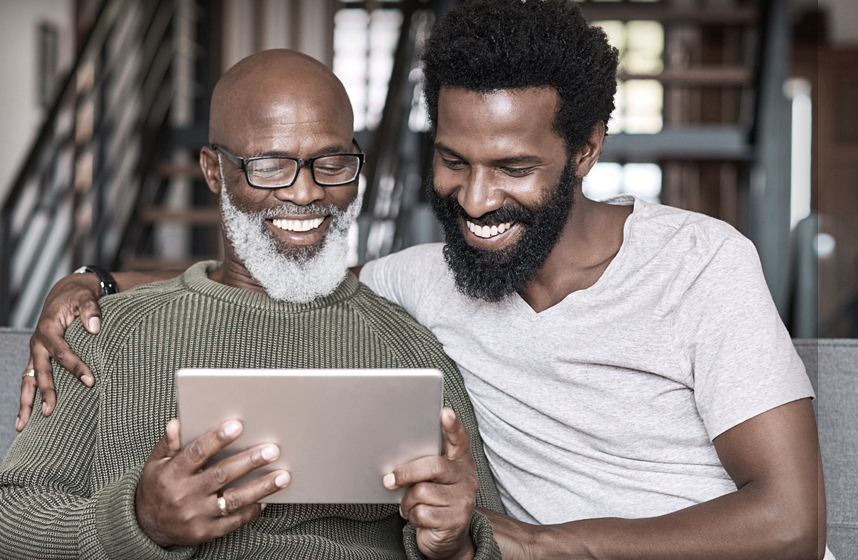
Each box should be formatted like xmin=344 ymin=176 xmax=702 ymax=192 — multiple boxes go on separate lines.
xmin=0 ymin=262 xmax=503 ymax=560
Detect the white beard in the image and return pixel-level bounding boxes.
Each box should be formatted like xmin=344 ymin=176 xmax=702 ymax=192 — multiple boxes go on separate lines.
xmin=219 ymin=172 xmax=362 ymax=303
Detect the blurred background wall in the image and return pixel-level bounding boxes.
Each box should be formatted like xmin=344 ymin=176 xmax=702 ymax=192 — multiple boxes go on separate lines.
xmin=0 ymin=0 xmax=855 ymax=338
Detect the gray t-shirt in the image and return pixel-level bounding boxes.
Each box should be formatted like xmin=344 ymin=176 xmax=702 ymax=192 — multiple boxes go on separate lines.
xmin=361 ymin=196 xmax=814 ymax=524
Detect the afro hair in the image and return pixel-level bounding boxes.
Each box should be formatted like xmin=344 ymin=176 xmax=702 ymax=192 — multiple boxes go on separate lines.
xmin=421 ymin=0 xmax=619 ymax=155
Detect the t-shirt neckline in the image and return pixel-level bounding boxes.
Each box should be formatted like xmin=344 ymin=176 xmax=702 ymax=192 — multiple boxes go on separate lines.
xmin=509 ymin=195 xmax=640 ymax=318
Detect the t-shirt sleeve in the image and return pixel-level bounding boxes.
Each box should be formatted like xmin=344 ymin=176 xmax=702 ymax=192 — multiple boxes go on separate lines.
xmin=360 ymin=243 xmax=447 ymax=320
xmin=673 ymin=235 xmax=814 ymax=440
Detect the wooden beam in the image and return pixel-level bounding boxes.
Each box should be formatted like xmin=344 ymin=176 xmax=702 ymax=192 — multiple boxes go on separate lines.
xmin=579 ymin=5 xmax=758 ymax=25
xmin=620 ymin=67 xmax=752 ymax=87
xmin=599 ymin=127 xmax=752 ymax=162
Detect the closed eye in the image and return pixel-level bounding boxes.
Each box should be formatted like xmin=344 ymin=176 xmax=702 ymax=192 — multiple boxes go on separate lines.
xmin=441 ymin=157 xmax=467 ymax=169
xmin=501 ymin=166 xmax=535 ymax=176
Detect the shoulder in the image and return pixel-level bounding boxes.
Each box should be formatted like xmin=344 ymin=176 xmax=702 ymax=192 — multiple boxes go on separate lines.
xmin=361 ymin=243 xmax=446 ymax=283
xmin=631 ymin=198 xmax=749 ymax=249
xmin=349 ymin=282 xmax=444 ymax=344
xmin=65 ymin=262 xmax=209 ymax=366
xmin=348 ymin=282 xmax=458 ymax=366
xmin=620 ymin=198 xmax=759 ymax=277
xmin=360 ymin=243 xmax=453 ymax=312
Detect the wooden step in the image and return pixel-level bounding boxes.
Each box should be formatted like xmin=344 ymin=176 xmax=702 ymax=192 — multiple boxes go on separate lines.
xmin=119 ymin=254 xmax=221 ymax=272
xmin=156 ymin=161 xmax=204 ymax=180
xmin=139 ymin=207 xmax=220 ymax=226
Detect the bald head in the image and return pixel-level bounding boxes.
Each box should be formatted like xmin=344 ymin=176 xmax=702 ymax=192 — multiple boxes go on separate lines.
xmin=199 ymin=50 xmax=361 ymax=299
xmin=209 ymin=49 xmax=354 ymax=148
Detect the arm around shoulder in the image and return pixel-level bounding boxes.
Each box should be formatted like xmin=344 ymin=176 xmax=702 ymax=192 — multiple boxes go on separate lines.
xmin=18 ymin=268 xmax=184 ymax=430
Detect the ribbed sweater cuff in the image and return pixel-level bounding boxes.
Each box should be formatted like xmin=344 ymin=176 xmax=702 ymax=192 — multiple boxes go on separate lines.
xmin=402 ymin=510 xmax=500 ymax=560
xmin=95 ymin=464 xmax=196 ymax=560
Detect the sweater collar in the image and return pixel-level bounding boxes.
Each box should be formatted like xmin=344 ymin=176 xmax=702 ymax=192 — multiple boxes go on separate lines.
xmin=181 ymin=261 xmax=359 ymax=312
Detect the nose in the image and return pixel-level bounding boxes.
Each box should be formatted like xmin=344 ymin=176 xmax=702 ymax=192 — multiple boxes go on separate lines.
xmin=272 ymin=165 xmax=326 ymax=206
xmin=457 ymin=166 xmax=504 ymax=219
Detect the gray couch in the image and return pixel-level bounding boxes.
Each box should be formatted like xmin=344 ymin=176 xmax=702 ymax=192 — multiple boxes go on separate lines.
xmin=0 ymin=328 xmax=855 ymax=557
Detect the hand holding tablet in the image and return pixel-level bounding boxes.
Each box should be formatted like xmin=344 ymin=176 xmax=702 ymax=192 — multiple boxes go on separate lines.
xmin=171 ymin=368 xmax=479 ymax=559
xmin=134 ymin=418 xmax=290 ymax=548
xmin=384 ymin=407 xmax=480 ymax=560
xmin=175 ymin=368 xmax=445 ymax=503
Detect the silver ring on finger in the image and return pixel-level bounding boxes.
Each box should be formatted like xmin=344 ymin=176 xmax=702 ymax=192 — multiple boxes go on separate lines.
xmin=217 ymin=491 xmax=230 ymax=517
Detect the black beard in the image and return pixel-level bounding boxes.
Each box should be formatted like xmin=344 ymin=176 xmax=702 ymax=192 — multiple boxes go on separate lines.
xmin=427 ymin=161 xmax=577 ymax=302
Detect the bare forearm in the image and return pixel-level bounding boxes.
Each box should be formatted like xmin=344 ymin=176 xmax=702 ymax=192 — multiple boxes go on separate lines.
xmin=484 ymin=486 xmax=817 ymax=560
xmin=551 ymin=491 xmax=815 ymax=560
xmin=484 ymin=400 xmax=824 ymax=560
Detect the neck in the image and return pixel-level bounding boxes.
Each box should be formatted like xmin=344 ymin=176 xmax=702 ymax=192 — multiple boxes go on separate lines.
xmin=518 ymin=195 xmax=632 ymax=312
xmin=208 ymin=239 xmax=268 ymax=294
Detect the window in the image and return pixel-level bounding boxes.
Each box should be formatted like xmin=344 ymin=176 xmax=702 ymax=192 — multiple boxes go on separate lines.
xmin=333 ymin=3 xmax=403 ymax=131
xmin=593 ymin=19 xmax=664 ymax=133
xmin=586 ymin=17 xmax=666 ymax=202
xmin=584 ymin=162 xmax=662 ymax=203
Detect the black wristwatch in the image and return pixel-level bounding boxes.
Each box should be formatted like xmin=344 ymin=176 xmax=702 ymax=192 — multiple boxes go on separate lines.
xmin=75 ymin=265 xmax=119 ymax=297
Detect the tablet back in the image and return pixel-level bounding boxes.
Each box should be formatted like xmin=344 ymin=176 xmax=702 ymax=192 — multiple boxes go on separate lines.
xmin=175 ymin=368 xmax=443 ymax=503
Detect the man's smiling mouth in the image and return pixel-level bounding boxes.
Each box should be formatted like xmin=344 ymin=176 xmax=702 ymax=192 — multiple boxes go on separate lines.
xmin=466 ymin=220 xmax=513 ymax=239
xmin=271 ymin=217 xmax=325 ymax=232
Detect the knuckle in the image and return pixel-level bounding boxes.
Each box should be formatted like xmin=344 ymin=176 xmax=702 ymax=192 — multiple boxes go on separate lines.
xmin=227 ymin=509 xmax=255 ymax=532
xmin=410 ymin=504 xmax=433 ymax=524
xmin=188 ymin=525 xmax=208 ymax=543
xmin=176 ymin=506 xmax=196 ymax=525
xmin=249 ymin=449 xmax=267 ymax=467
xmin=468 ymin=475 xmax=479 ymax=493
xmin=185 ymin=440 xmax=208 ymax=463
xmin=224 ymin=491 xmax=243 ymax=512
xmin=409 ymin=482 xmax=432 ymax=502
xmin=208 ymin=464 xmax=230 ymax=486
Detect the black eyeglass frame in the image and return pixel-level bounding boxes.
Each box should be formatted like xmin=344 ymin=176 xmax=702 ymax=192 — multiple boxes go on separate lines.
xmin=212 ymin=140 xmax=365 ymax=189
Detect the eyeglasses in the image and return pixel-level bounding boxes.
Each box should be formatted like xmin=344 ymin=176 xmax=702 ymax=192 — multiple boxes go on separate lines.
xmin=213 ymin=141 xmax=365 ymax=189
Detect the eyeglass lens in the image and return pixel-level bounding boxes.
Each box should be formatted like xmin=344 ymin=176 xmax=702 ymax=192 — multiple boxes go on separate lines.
xmin=246 ymin=155 xmax=361 ymax=187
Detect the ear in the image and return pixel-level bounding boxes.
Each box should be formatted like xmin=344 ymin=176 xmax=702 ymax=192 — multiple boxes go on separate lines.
xmin=200 ymin=146 xmax=223 ymax=194
xmin=573 ymin=121 xmax=605 ymax=179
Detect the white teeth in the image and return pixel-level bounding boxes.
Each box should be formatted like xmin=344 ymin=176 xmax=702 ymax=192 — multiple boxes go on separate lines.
xmin=466 ymin=220 xmax=512 ymax=239
xmin=272 ymin=217 xmax=325 ymax=232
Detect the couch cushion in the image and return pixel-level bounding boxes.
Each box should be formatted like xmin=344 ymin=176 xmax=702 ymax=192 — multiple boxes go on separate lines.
xmin=798 ymin=339 xmax=858 ymax=559
xmin=0 ymin=328 xmax=33 ymax=458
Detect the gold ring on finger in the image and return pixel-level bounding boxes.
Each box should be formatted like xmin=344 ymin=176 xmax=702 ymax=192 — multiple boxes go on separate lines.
xmin=22 ymin=368 xmax=35 ymax=379
xmin=217 ymin=491 xmax=229 ymax=517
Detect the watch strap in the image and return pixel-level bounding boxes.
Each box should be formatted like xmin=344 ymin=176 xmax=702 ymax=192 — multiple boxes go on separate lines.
xmin=74 ymin=265 xmax=119 ymax=297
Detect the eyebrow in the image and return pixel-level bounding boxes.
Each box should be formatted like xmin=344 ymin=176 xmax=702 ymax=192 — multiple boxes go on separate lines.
xmin=249 ymin=145 xmax=351 ymax=158
xmin=434 ymin=142 xmax=545 ymax=166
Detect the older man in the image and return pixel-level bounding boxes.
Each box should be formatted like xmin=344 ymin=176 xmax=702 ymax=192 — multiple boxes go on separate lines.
xmin=1 ymin=49 xmax=502 ymax=560
xmin=19 ymin=1 xmax=828 ymax=559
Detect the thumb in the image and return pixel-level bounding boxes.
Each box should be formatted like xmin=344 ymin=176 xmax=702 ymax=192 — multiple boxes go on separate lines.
xmin=440 ymin=407 xmax=471 ymax=462
xmin=150 ymin=418 xmax=182 ymax=460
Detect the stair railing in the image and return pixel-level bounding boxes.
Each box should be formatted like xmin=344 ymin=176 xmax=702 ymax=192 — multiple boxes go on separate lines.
xmin=0 ymin=0 xmax=177 ymax=326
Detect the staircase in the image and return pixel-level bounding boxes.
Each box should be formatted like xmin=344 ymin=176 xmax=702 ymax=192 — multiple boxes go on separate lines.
xmin=0 ymin=0 xmax=793 ymax=327
xmin=0 ymin=0 xmax=217 ymax=326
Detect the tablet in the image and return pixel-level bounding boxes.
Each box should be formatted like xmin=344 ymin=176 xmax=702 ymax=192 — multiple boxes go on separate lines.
xmin=175 ymin=368 xmax=443 ymax=503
